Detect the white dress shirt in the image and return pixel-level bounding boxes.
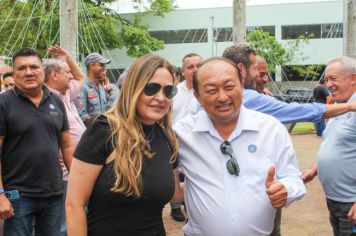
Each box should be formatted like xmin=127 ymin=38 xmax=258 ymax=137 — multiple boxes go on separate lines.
xmin=172 ymin=81 xmax=201 ymax=124
xmin=174 ymin=106 xmax=306 ymax=236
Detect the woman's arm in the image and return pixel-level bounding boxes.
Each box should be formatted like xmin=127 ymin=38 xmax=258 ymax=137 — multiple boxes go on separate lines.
xmin=171 ymin=169 xmax=184 ymax=203
xmin=66 ymin=158 xmax=103 ymax=236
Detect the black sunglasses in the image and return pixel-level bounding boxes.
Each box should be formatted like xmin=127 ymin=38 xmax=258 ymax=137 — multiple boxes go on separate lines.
xmin=143 ymin=83 xmax=177 ymax=99
xmin=220 ymin=141 xmax=240 ymax=176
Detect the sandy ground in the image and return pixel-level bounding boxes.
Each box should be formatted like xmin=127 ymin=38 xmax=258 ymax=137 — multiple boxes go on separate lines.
xmin=163 ymin=133 xmax=333 ymax=236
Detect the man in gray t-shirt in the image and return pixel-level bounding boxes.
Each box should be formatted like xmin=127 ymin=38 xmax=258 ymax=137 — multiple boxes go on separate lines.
xmin=303 ymin=56 xmax=356 ymax=235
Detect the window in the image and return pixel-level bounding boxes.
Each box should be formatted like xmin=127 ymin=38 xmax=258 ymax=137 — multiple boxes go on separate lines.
xmin=247 ymin=26 xmax=275 ymax=36
xmin=282 ymin=24 xmax=321 ymax=39
xmin=321 ymin=23 xmax=343 ymax=38
xmin=213 ymin=27 xmax=233 ymax=42
xmin=213 ymin=26 xmax=275 ymax=42
xmin=149 ymin=29 xmax=208 ymax=44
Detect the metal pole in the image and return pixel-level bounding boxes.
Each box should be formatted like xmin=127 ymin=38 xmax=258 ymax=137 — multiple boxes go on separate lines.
xmin=233 ymin=0 xmax=246 ymax=43
xmin=60 ymin=0 xmax=78 ymax=59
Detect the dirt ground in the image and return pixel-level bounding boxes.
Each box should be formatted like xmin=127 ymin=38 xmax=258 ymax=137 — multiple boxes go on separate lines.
xmin=0 ymin=134 xmax=331 ymax=236
xmin=163 ymin=133 xmax=333 ymax=236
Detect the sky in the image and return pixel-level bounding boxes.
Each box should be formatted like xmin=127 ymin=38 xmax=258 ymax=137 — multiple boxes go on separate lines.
xmin=111 ymin=0 xmax=335 ymax=13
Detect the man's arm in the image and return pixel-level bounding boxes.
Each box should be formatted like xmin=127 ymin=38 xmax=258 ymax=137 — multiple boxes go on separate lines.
xmin=74 ymin=89 xmax=91 ymax=125
xmin=0 ymin=137 xmax=14 ymax=220
xmin=302 ymin=162 xmax=318 ymax=184
xmin=322 ymin=100 xmax=356 ymax=119
xmin=60 ymin=131 xmax=74 ymax=171
xmin=48 ymin=45 xmax=84 ymax=84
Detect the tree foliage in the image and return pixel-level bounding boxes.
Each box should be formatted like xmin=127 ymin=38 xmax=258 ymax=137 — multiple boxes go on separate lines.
xmin=0 ymin=0 xmax=172 ymax=61
xmin=246 ymin=29 xmax=320 ymax=78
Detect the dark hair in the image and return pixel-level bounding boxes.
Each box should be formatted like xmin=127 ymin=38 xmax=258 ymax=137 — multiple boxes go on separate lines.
xmin=192 ymin=57 xmax=242 ymax=95
xmin=182 ymin=53 xmax=201 ymax=67
xmin=2 ymin=72 xmax=13 ymax=80
xmin=222 ymin=43 xmax=256 ymax=69
xmin=12 ymin=48 xmax=42 ymax=67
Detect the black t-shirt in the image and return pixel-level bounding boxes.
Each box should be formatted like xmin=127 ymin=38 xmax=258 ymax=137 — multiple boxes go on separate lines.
xmin=74 ymin=115 xmax=177 ymax=236
xmin=0 ymin=86 xmax=69 ymax=197
xmin=313 ymin=85 xmax=330 ymax=103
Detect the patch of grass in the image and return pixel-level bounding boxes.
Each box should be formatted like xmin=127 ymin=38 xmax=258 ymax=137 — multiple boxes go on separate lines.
xmin=291 ymin=122 xmax=316 ymax=135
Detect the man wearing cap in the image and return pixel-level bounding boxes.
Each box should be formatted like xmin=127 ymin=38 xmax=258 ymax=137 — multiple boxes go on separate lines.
xmin=74 ymin=53 xmax=118 ymax=126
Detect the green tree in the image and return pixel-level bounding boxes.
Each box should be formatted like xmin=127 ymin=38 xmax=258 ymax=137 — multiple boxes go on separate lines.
xmin=0 ymin=0 xmax=172 ymax=60
xmin=246 ymin=29 xmax=320 ymax=78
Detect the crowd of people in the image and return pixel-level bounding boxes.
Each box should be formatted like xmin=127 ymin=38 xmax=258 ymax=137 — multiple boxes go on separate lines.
xmin=0 ymin=43 xmax=355 ymax=236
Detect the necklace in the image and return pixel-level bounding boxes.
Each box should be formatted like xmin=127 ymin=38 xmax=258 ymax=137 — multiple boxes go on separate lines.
xmin=145 ymin=123 xmax=156 ymax=142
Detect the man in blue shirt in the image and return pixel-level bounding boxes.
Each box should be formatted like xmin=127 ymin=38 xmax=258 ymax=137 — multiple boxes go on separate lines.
xmin=303 ymin=56 xmax=356 ymax=235
xmin=74 ymin=53 xmax=118 ymax=126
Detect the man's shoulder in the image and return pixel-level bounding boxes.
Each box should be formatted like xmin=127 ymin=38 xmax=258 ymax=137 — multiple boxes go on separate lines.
xmin=174 ymin=112 xmax=200 ymax=131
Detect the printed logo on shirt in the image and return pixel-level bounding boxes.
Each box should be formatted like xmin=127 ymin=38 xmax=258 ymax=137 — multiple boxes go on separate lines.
xmin=88 ymin=89 xmax=97 ymax=100
xmin=248 ymin=144 xmax=257 ymax=153
xmin=49 ymin=104 xmax=55 ymax=109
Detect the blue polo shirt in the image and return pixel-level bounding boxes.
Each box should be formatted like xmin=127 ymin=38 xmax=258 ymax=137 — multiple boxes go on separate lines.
xmin=317 ymin=93 xmax=356 ymax=202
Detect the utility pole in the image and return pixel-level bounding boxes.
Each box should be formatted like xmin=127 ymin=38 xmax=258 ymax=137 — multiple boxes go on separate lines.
xmin=233 ymin=0 xmax=246 ymax=43
xmin=346 ymin=0 xmax=356 ymax=58
xmin=60 ymin=0 xmax=78 ymax=59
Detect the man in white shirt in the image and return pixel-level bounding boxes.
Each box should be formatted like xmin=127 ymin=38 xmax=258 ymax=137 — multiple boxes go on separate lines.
xmin=170 ymin=53 xmax=203 ymax=221
xmin=174 ymin=57 xmax=306 ymax=236
xmin=172 ymin=53 xmax=203 ymax=123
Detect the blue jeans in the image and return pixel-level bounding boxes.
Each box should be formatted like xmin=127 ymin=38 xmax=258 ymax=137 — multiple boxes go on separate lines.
xmin=326 ymin=198 xmax=356 ymax=236
xmin=315 ymin=120 xmax=326 ymax=136
xmin=60 ymin=181 xmax=68 ymax=236
xmin=4 ymin=195 xmax=63 ymax=236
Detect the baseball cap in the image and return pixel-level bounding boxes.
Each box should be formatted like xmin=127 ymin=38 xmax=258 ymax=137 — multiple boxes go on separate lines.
xmin=84 ymin=53 xmax=111 ymax=67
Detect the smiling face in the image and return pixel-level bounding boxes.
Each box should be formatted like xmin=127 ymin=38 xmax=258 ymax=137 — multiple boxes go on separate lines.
xmin=195 ymin=59 xmax=243 ymax=126
xmin=136 ymin=68 xmax=174 ymax=125
xmin=325 ymin=61 xmax=356 ymax=103
xmin=256 ymin=62 xmax=269 ymax=93
xmin=13 ymin=56 xmax=44 ymax=92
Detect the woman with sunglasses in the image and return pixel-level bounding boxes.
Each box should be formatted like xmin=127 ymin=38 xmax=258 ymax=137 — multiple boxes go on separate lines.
xmin=66 ymin=54 xmax=182 ymax=236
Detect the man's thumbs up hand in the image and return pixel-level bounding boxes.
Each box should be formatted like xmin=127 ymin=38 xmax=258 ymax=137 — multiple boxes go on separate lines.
xmin=265 ymin=166 xmax=288 ymax=209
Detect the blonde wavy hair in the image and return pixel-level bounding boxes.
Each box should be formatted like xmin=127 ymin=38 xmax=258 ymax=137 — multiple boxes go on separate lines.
xmin=105 ymin=54 xmax=179 ymax=197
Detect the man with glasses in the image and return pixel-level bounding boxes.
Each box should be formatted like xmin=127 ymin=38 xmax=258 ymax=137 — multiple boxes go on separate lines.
xmin=74 ymin=53 xmax=117 ymax=126
xmin=303 ymin=56 xmax=356 ymax=235
xmin=174 ymin=57 xmax=306 ymax=236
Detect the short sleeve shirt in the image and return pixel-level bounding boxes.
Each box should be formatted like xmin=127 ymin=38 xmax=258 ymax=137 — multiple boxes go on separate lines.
xmin=0 ymin=86 xmax=69 ymax=197
xmin=74 ymin=116 xmax=177 ymax=235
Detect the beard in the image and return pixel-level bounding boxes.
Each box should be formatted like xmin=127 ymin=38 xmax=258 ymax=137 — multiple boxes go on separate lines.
xmin=244 ymin=73 xmax=256 ymax=90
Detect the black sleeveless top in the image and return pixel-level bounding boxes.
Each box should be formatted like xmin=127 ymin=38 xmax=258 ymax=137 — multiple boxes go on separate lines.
xmin=74 ymin=115 xmax=177 ymax=236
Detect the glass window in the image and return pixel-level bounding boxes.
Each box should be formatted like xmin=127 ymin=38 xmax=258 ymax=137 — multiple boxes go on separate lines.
xmin=321 ymin=23 xmax=343 ymax=38
xmin=149 ymin=29 xmax=208 ymax=44
xmin=213 ymin=27 xmax=233 ymax=42
xmin=247 ymin=26 xmax=275 ymax=36
xmin=282 ymin=24 xmax=321 ymax=39
xmin=213 ymin=26 xmax=275 ymax=42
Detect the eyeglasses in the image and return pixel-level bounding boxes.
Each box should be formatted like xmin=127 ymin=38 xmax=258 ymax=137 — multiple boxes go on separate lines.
xmin=220 ymin=141 xmax=240 ymax=176
xmin=143 ymin=82 xmax=177 ymax=99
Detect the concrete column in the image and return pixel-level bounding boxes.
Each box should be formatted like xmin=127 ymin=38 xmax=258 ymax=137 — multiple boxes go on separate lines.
xmin=60 ymin=0 xmax=78 ymax=59
xmin=233 ymin=0 xmax=246 ymax=43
